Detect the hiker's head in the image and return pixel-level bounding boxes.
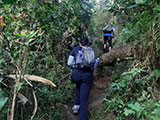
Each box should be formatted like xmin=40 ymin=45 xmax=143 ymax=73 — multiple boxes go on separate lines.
xmin=80 ymin=37 xmax=89 ymax=46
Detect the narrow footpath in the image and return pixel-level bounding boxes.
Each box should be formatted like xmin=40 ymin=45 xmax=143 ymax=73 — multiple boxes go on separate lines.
xmin=60 ymin=45 xmax=131 ymax=120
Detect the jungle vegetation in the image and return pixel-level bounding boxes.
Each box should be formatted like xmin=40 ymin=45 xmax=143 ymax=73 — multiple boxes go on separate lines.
xmin=0 ymin=0 xmax=160 ymax=120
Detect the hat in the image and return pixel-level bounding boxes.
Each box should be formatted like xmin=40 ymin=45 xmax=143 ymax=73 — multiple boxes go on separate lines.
xmin=80 ymin=37 xmax=89 ymax=46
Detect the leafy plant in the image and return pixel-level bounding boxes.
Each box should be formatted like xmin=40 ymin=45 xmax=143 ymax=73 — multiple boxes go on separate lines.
xmin=124 ymin=102 xmax=142 ymax=118
xmin=0 ymin=88 xmax=8 ymax=111
xmin=152 ymin=69 xmax=160 ymax=80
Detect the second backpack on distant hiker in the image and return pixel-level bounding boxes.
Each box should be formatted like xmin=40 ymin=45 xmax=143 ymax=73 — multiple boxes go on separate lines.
xmin=75 ymin=46 xmax=95 ymax=69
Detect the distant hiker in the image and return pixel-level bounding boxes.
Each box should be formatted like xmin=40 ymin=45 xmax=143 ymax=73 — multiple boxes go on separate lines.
xmin=67 ymin=37 xmax=99 ymax=120
xmin=103 ymin=24 xmax=115 ymax=52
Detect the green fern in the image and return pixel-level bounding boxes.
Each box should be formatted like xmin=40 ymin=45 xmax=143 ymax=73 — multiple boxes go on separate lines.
xmin=153 ymin=15 xmax=160 ymax=51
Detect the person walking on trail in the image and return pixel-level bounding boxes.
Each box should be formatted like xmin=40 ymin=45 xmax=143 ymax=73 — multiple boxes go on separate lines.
xmin=103 ymin=24 xmax=115 ymax=52
xmin=67 ymin=37 xmax=99 ymax=120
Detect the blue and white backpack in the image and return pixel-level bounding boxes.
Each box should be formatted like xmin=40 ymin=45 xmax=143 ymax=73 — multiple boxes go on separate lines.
xmin=75 ymin=46 xmax=95 ymax=69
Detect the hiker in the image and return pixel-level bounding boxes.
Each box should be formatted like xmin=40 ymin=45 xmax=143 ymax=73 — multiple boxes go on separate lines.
xmin=67 ymin=37 xmax=99 ymax=120
xmin=103 ymin=24 xmax=115 ymax=52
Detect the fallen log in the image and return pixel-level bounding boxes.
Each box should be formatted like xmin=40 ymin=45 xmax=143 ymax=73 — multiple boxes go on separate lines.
xmin=99 ymin=45 xmax=132 ymax=66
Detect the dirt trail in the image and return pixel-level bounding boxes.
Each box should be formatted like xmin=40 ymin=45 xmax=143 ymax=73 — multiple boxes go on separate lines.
xmin=89 ymin=45 xmax=131 ymax=109
xmin=60 ymin=46 xmax=131 ymax=120
xmin=88 ymin=70 xmax=110 ymax=108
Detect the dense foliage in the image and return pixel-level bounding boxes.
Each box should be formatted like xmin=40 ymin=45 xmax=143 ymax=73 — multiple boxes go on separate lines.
xmin=0 ymin=0 xmax=92 ymax=119
xmin=0 ymin=0 xmax=160 ymax=119
xmin=90 ymin=0 xmax=160 ymax=120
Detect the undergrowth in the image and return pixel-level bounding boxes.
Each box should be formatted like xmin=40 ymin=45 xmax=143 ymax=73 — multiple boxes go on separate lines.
xmin=102 ymin=52 xmax=160 ymax=120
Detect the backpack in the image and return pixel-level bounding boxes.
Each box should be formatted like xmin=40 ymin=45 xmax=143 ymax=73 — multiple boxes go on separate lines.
xmin=75 ymin=46 xmax=95 ymax=69
xmin=103 ymin=25 xmax=113 ymax=32
xmin=106 ymin=25 xmax=112 ymax=31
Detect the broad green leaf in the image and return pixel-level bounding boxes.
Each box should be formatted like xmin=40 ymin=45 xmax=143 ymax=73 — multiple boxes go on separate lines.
xmin=128 ymin=102 xmax=141 ymax=112
xmin=17 ymin=82 xmax=23 ymax=91
xmin=152 ymin=108 xmax=160 ymax=114
xmin=73 ymin=26 xmax=77 ymax=32
xmin=93 ymin=26 xmax=96 ymax=31
xmin=155 ymin=103 xmax=160 ymax=107
xmin=151 ymin=116 xmax=160 ymax=120
xmin=0 ymin=77 xmax=3 ymax=82
xmin=0 ymin=97 xmax=8 ymax=111
xmin=152 ymin=69 xmax=160 ymax=80
xmin=15 ymin=33 xmax=22 ymax=37
xmin=124 ymin=108 xmax=135 ymax=116
xmin=142 ymin=110 xmax=147 ymax=115
xmin=153 ymin=6 xmax=160 ymax=11
xmin=138 ymin=96 xmax=144 ymax=102
xmin=41 ymin=24 xmax=49 ymax=29
xmin=135 ymin=0 xmax=147 ymax=5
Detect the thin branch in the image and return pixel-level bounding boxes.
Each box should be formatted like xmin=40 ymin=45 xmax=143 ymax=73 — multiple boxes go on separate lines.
xmin=31 ymin=90 xmax=37 ymax=120
xmin=55 ymin=72 xmax=71 ymax=84
xmin=24 ymin=77 xmax=33 ymax=87
xmin=9 ymin=73 xmax=21 ymax=120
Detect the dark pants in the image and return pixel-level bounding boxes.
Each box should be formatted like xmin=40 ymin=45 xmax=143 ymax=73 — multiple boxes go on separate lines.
xmin=71 ymin=69 xmax=93 ymax=120
xmin=104 ymin=35 xmax=112 ymax=48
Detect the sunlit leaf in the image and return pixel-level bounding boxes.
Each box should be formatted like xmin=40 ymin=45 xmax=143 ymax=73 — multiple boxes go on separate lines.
xmin=124 ymin=108 xmax=135 ymax=116
xmin=0 ymin=77 xmax=3 ymax=82
xmin=73 ymin=26 xmax=77 ymax=32
xmin=26 ymin=38 xmax=34 ymax=45
xmin=135 ymin=0 xmax=147 ymax=5
xmin=41 ymin=24 xmax=49 ymax=29
xmin=0 ymin=97 xmax=8 ymax=111
xmin=142 ymin=110 xmax=147 ymax=115
xmin=128 ymin=102 xmax=141 ymax=112
xmin=152 ymin=69 xmax=160 ymax=80
xmin=17 ymin=82 xmax=23 ymax=91
xmin=103 ymin=98 xmax=111 ymax=103
xmin=155 ymin=103 xmax=160 ymax=107
xmin=15 ymin=33 xmax=22 ymax=37
xmin=152 ymin=108 xmax=160 ymax=114
xmin=29 ymin=31 xmax=37 ymax=38
xmin=153 ymin=6 xmax=160 ymax=11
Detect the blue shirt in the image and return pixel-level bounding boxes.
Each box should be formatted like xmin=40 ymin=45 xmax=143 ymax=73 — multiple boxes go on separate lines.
xmin=103 ymin=25 xmax=115 ymax=36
